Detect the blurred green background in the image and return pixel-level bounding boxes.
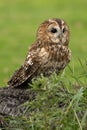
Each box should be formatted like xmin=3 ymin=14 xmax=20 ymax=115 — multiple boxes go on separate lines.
xmin=0 ymin=0 xmax=87 ymax=86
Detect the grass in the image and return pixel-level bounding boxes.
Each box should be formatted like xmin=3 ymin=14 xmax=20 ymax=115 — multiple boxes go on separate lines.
xmin=2 ymin=67 xmax=87 ymax=129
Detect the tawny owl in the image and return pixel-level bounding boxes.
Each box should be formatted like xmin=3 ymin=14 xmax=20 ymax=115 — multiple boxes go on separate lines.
xmin=8 ymin=18 xmax=71 ymax=88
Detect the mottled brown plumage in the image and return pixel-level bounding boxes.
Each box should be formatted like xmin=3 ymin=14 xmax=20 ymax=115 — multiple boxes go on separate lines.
xmin=8 ymin=18 xmax=71 ymax=88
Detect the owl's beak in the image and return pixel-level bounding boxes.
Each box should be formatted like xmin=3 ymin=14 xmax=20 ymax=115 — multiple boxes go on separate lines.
xmin=58 ymin=31 xmax=62 ymax=39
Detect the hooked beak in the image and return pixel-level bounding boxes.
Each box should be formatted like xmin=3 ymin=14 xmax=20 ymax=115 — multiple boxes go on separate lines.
xmin=58 ymin=31 xmax=62 ymax=39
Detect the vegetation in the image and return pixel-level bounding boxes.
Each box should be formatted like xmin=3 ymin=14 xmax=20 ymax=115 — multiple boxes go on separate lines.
xmin=2 ymin=63 xmax=87 ymax=129
xmin=0 ymin=0 xmax=87 ymax=129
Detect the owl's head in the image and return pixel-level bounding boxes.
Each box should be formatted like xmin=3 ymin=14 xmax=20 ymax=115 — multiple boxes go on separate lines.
xmin=37 ymin=18 xmax=70 ymax=46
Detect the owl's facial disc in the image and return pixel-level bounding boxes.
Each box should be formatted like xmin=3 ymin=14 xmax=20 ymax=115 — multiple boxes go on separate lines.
xmin=48 ymin=24 xmax=63 ymax=43
xmin=47 ymin=19 xmax=69 ymax=46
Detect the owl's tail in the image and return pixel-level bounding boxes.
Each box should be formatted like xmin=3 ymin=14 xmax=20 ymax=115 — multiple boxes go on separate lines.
xmin=8 ymin=66 xmax=30 ymax=88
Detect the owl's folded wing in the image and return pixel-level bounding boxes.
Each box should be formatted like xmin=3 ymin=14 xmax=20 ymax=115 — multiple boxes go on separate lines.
xmin=8 ymin=56 xmax=40 ymax=88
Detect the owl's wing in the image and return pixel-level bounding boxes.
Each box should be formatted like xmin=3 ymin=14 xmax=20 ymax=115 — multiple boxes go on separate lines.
xmin=8 ymin=53 xmax=40 ymax=88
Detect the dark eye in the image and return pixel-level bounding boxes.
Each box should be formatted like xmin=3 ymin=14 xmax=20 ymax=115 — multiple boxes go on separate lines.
xmin=63 ymin=28 xmax=66 ymax=33
xmin=51 ymin=28 xmax=57 ymax=33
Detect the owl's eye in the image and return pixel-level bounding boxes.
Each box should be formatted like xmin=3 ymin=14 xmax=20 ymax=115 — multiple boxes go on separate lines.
xmin=63 ymin=28 xmax=66 ymax=33
xmin=51 ymin=28 xmax=57 ymax=33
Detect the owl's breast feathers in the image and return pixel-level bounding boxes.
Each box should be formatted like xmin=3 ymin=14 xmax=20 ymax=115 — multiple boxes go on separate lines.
xmin=36 ymin=43 xmax=71 ymax=76
xmin=25 ymin=42 xmax=71 ymax=76
xmin=28 ymin=42 xmax=71 ymax=68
